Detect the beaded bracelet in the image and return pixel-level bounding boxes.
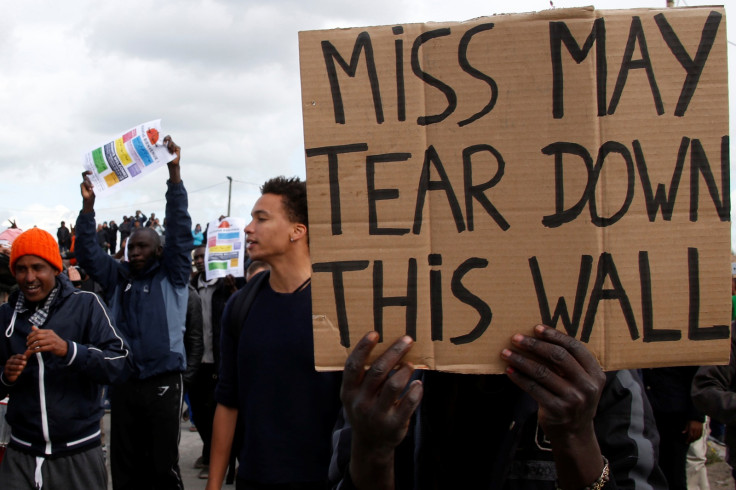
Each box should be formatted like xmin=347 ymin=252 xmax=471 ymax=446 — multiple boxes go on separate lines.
xmin=556 ymin=457 xmax=609 ymax=490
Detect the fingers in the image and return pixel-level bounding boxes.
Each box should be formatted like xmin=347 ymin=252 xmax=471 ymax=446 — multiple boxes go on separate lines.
xmin=81 ymin=171 xmax=93 ymax=187
xmin=26 ymin=326 xmax=59 ymax=354
xmin=342 ymin=332 xmax=418 ymax=409
xmin=163 ymin=135 xmax=181 ymax=162
xmin=361 ymin=336 xmax=414 ymax=394
xmin=341 ymin=332 xmax=423 ymax=457
xmin=505 ymin=325 xmax=603 ymax=382
xmin=80 ymin=170 xmax=96 ymax=201
xmin=501 ymin=325 xmax=605 ymax=407
xmin=379 ymin=368 xmax=423 ymax=420
xmin=4 ymin=354 xmax=28 ymax=382
xmin=401 ymin=379 xmax=424 ymax=415
xmin=531 ymin=325 xmax=602 ymax=376
xmin=342 ymin=331 xmax=379 ymax=397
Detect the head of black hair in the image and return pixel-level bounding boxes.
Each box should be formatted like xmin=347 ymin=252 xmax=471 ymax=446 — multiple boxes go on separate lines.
xmin=260 ymin=176 xmax=308 ymax=227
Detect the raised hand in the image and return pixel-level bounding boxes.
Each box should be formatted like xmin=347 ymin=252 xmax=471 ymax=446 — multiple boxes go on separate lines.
xmin=341 ymin=332 xmax=423 ymax=489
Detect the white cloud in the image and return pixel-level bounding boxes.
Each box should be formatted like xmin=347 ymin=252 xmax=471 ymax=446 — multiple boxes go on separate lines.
xmin=0 ymin=0 xmax=731 ymax=248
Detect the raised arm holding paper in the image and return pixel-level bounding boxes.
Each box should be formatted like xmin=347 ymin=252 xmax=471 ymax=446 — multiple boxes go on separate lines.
xmin=77 ymin=135 xmax=192 ymax=490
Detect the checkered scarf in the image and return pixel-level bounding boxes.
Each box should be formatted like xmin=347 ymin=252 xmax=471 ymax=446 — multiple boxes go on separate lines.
xmin=14 ymin=282 xmax=59 ymax=328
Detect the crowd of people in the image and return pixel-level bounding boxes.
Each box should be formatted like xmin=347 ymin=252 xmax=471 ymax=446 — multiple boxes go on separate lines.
xmin=56 ymin=206 xmax=204 ymax=259
xmin=0 ymin=136 xmax=734 ymax=490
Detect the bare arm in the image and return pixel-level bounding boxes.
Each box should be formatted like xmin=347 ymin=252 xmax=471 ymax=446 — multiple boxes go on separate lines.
xmin=205 ymin=403 xmax=238 ymax=490
xmin=164 ymin=135 xmax=181 ymax=184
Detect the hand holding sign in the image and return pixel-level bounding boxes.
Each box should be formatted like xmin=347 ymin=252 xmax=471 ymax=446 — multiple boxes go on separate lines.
xmin=82 ymin=120 xmax=178 ymax=195
xmin=163 ymin=135 xmax=182 ymax=184
xmin=501 ymin=324 xmax=606 ymax=489
xmin=340 ymin=332 xmax=423 ymax=489
xmin=343 ymin=325 xmax=608 ymax=489
xmin=80 ymin=170 xmax=96 ymax=213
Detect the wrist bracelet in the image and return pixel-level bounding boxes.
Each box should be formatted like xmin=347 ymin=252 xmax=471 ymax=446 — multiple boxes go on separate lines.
xmin=556 ymin=456 xmax=609 ymax=490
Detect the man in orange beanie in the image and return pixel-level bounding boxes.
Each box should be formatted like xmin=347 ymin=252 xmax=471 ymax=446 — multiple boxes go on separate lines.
xmin=0 ymin=228 xmax=130 ymax=489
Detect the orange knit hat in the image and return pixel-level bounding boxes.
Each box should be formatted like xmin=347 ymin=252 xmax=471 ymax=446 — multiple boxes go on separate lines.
xmin=9 ymin=228 xmax=63 ymax=275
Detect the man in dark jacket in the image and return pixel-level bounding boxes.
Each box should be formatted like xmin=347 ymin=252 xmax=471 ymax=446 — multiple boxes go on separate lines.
xmin=118 ymin=217 xmax=132 ymax=251
xmin=184 ymin=284 xmax=203 ymax=388
xmin=56 ymin=221 xmax=71 ymax=254
xmin=108 ymin=220 xmax=119 ymax=255
xmin=76 ymin=135 xmax=192 ymax=490
xmin=0 ymin=228 xmax=130 ymax=489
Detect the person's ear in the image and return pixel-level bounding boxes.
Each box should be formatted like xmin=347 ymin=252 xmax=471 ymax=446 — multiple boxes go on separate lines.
xmin=291 ymin=223 xmax=307 ymax=242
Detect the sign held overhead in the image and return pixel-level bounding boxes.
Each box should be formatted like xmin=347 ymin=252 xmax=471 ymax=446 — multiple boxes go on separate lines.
xmin=298 ymin=6 xmax=730 ymax=374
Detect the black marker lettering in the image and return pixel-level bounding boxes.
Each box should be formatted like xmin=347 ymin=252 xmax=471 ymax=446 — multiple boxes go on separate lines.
xmin=457 ymin=23 xmax=497 ymax=126
xmin=412 ymin=28 xmax=457 ymax=125
xmin=690 ymin=136 xmax=730 ymax=222
xmin=688 ymin=247 xmax=729 ymax=340
xmin=321 ymin=32 xmax=384 ymax=124
xmin=640 ymin=251 xmax=680 ymax=342
xmin=463 ymin=144 xmax=509 ymax=231
xmin=541 ymin=142 xmax=594 ymax=228
xmin=305 ymin=143 xmax=369 ymax=235
xmin=393 ymin=26 xmax=406 ymax=122
xmin=589 ymin=141 xmax=635 ymax=227
xmin=549 ymin=18 xmax=607 ymax=118
xmin=581 ymin=253 xmax=640 ymax=343
xmin=634 ymin=137 xmax=689 ymax=221
xmin=450 ymin=257 xmax=491 ymax=345
xmin=608 ymin=17 xmax=664 ymax=116
xmin=366 ymin=152 xmax=412 ymax=235
xmin=529 ymin=255 xmax=593 ymax=338
xmin=312 ymin=260 xmax=371 ymax=348
xmin=413 ymin=145 xmax=465 ymax=234
xmin=373 ymin=259 xmax=418 ymax=341
xmin=428 ymin=254 xmax=444 ymax=341
xmin=655 ymin=11 xmax=722 ymax=117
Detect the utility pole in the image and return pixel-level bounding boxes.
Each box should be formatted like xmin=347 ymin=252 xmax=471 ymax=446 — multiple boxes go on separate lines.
xmin=227 ymin=176 xmax=233 ymax=217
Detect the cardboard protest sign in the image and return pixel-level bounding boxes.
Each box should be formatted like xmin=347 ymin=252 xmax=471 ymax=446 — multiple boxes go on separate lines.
xmin=204 ymin=217 xmax=246 ymax=280
xmin=299 ymin=6 xmax=731 ymax=373
xmin=83 ymin=119 xmax=175 ymax=195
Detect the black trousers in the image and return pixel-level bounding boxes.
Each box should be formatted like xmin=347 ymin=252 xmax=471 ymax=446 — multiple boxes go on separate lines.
xmin=187 ymin=363 xmax=218 ymax=463
xmin=653 ymin=411 xmax=690 ymax=490
xmin=110 ymin=372 xmax=184 ymax=490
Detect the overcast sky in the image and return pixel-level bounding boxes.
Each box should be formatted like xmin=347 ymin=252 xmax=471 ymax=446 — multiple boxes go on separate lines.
xmin=0 ymin=0 xmax=732 ymax=246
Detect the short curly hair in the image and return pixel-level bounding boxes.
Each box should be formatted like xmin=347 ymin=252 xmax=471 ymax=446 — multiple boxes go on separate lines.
xmin=260 ymin=176 xmax=308 ymax=227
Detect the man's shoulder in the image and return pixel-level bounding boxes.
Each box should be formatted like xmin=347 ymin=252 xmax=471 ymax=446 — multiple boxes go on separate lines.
xmin=0 ymin=301 xmax=12 ymax=317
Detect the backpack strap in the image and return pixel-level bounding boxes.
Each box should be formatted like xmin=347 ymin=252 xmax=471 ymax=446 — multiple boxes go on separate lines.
xmin=227 ymin=270 xmax=270 ymax=340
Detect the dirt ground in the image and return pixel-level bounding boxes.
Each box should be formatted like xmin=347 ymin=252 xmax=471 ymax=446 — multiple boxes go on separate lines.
xmin=707 ymin=441 xmax=733 ymax=489
xmin=709 ymin=460 xmax=733 ymax=489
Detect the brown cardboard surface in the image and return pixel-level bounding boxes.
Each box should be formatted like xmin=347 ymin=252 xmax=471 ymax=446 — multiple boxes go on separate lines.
xmin=299 ymin=6 xmax=731 ymax=373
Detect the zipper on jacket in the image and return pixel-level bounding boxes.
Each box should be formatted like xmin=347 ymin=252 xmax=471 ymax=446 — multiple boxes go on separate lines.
xmin=36 ymin=352 xmax=52 ymax=455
